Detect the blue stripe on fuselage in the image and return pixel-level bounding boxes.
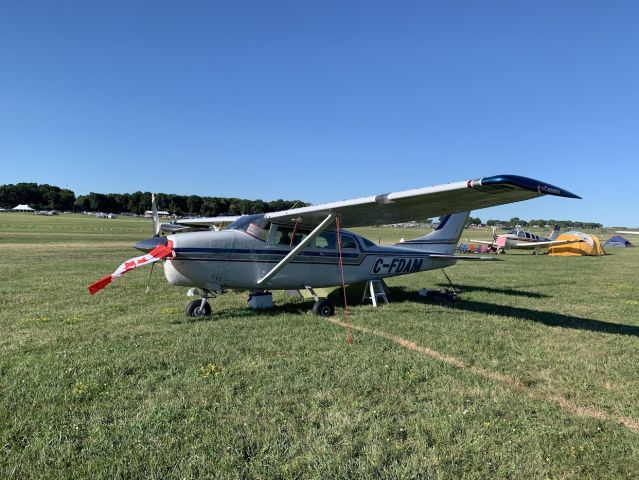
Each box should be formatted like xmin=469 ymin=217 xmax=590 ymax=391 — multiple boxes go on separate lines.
xmin=174 ymin=247 xmax=360 ymax=258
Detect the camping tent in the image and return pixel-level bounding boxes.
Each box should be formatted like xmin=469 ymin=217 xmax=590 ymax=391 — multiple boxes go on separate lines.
xmin=547 ymin=232 xmax=606 ymax=256
xmin=11 ymin=204 xmax=35 ymax=212
xmin=604 ymin=235 xmax=633 ymax=248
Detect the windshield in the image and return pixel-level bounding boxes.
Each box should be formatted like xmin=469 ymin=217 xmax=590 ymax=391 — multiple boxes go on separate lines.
xmin=227 ymin=214 xmax=270 ymax=241
xmin=227 ymin=214 xmax=267 ymax=231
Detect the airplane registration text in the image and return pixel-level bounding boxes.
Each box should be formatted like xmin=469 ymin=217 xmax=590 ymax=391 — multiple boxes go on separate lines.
xmin=370 ymin=257 xmax=424 ymax=275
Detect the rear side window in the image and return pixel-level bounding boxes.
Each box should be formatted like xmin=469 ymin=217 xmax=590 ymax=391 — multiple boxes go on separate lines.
xmin=315 ymin=231 xmax=337 ymax=249
xmin=340 ymin=234 xmax=357 ymax=250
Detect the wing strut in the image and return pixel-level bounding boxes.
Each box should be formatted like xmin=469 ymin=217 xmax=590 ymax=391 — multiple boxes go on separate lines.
xmin=257 ymin=213 xmax=335 ymax=285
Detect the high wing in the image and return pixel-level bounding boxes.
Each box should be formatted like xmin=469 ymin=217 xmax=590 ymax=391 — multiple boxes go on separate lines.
xmin=160 ymin=216 xmax=241 ymax=233
xmin=172 ymin=216 xmax=240 ymax=227
xmin=511 ymin=238 xmax=582 ymax=248
xmin=264 ymin=175 xmax=580 ymax=228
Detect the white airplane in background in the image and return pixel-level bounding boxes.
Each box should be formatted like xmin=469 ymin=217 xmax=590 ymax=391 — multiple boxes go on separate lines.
xmin=616 ymin=230 xmax=639 ymax=235
xmin=470 ymin=225 xmax=581 ymax=254
xmin=88 ymin=175 xmax=580 ymax=317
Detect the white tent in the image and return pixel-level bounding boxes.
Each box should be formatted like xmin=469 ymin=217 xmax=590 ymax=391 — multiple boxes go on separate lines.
xmin=12 ymin=204 xmax=35 ymax=212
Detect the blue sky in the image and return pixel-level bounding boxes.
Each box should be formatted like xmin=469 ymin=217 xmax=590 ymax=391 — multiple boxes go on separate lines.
xmin=1 ymin=1 xmax=637 ymax=226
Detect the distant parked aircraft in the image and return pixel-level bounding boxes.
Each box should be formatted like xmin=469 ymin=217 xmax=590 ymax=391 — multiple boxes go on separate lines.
xmin=470 ymin=225 xmax=580 ymax=254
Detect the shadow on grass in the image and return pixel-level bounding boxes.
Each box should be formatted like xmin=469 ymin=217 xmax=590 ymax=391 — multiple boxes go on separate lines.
xmin=365 ymin=285 xmax=639 ymax=337
xmin=172 ymin=283 xmax=639 ymax=337
xmin=169 ymin=299 xmax=317 ymax=325
xmin=446 ymin=299 xmax=639 ymax=337
xmin=433 ymin=283 xmax=551 ymax=299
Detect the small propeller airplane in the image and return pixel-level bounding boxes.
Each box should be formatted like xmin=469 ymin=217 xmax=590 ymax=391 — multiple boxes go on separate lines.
xmin=88 ymin=175 xmax=580 ymax=317
xmin=470 ymin=224 xmax=582 ymax=254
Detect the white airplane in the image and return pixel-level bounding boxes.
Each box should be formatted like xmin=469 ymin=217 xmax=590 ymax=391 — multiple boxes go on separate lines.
xmin=88 ymin=174 xmax=579 ymax=317
xmin=616 ymin=230 xmax=639 ymax=235
xmin=470 ymin=224 xmax=582 ymax=254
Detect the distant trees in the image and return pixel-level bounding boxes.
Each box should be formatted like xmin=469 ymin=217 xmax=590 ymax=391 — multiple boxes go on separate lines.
xmin=0 ymin=183 xmax=605 ymax=229
xmin=72 ymin=191 xmax=306 ymax=216
xmin=465 ymin=216 xmax=482 ymax=227
xmin=0 ymin=183 xmax=305 ymax=215
xmin=0 ymin=183 xmax=75 ymax=211
xmin=486 ymin=218 xmax=603 ymax=229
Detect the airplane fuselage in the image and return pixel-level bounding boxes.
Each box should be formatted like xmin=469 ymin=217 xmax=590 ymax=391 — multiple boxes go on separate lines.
xmin=498 ymin=229 xmax=551 ymax=248
xmin=163 ymin=228 xmax=455 ymax=292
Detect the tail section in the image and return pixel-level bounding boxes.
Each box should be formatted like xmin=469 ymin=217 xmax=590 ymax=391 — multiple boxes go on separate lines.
xmin=548 ymin=225 xmax=560 ymax=240
xmin=396 ymin=211 xmax=470 ymax=254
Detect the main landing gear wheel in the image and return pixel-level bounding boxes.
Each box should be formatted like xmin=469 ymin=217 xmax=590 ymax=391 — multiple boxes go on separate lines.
xmin=186 ymin=299 xmax=212 ymax=317
xmin=312 ymin=298 xmax=335 ymax=317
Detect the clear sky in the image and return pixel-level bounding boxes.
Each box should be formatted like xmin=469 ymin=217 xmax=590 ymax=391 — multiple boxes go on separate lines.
xmin=1 ymin=1 xmax=637 ymax=226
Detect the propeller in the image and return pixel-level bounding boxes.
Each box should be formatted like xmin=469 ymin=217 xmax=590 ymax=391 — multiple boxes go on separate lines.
xmin=151 ymin=193 xmax=160 ymax=237
xmin=88 ymin=240 xmax=174 ymax=295
xmin=88 ymin=194 xmax=173 ymax=295
xmin=491 ymin=226 xmax=497 ymax=241
xmin=143 ymin=193 xmax=161 ymax=293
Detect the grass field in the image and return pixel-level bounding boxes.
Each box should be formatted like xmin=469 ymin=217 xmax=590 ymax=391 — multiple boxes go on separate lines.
xmin=1 ymin=213 xmax=638 ymax=479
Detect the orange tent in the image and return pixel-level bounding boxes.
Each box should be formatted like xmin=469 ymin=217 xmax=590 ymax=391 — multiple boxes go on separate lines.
xmin=547 ymin=232 xmax=605 ymax=256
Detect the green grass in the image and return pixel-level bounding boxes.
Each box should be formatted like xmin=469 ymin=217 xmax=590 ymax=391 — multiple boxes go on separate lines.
xmin=1 ymin=213 xmax=638 ymax=479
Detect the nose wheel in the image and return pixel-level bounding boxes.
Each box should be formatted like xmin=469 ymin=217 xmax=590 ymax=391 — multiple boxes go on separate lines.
xmin=186 ymin=299 xmax=212 ymax=317
xmin=185 ymin=288 xmax=216 ymax=317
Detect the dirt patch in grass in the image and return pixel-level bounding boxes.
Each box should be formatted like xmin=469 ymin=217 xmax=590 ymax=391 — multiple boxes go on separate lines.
xmin=329 ymin=318 xmax=639 ymax=433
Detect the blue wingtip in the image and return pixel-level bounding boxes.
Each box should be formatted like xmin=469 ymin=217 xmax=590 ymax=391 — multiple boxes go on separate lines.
xmin=479 ymin=175 xmax=581 ymax=199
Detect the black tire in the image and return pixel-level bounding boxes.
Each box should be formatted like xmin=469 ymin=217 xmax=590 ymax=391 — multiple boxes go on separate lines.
xmin=186 ymin=299 xmax=212 ymax=317
xmin=312 ymin=298 xmax=335 ymax=317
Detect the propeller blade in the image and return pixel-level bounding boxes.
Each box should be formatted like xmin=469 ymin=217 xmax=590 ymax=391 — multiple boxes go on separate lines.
xmin=88 ymin=240 xmax=173 ymax=295
xmin=151 ymin=193 xmax=160 ymax=236
xmin=134 ymin=235 xmax=168 ymax=253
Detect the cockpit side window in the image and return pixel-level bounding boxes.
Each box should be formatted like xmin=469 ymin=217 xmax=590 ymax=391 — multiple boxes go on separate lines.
xmin=275 ymin=226 xmax=308 ymax=247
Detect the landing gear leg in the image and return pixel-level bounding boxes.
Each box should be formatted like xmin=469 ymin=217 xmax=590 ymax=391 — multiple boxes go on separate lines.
xmin=305 ymin=285 xmax=335 ymax=317
xmin=186 ymin=288 xmax=215 ymax=317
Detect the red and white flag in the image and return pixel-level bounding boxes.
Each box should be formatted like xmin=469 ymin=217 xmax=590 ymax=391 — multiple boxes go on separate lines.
xmin=88 ymin=241 xmax=174 ymax=295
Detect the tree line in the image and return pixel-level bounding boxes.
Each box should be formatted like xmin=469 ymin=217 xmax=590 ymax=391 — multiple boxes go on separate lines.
xmin=74 ymin=192 xmax=306 ymax=216
xmin=0 ymin=183 xmax=604 ymax=228
xmin=0 ymin=183 xmax=76 ymax=211
xmin=0 ymin=183 xmax=306 ymax=216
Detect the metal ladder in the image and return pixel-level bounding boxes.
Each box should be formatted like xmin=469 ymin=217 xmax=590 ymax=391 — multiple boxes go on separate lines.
xmin=361 ymin=279 xmax=389 ymax=307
